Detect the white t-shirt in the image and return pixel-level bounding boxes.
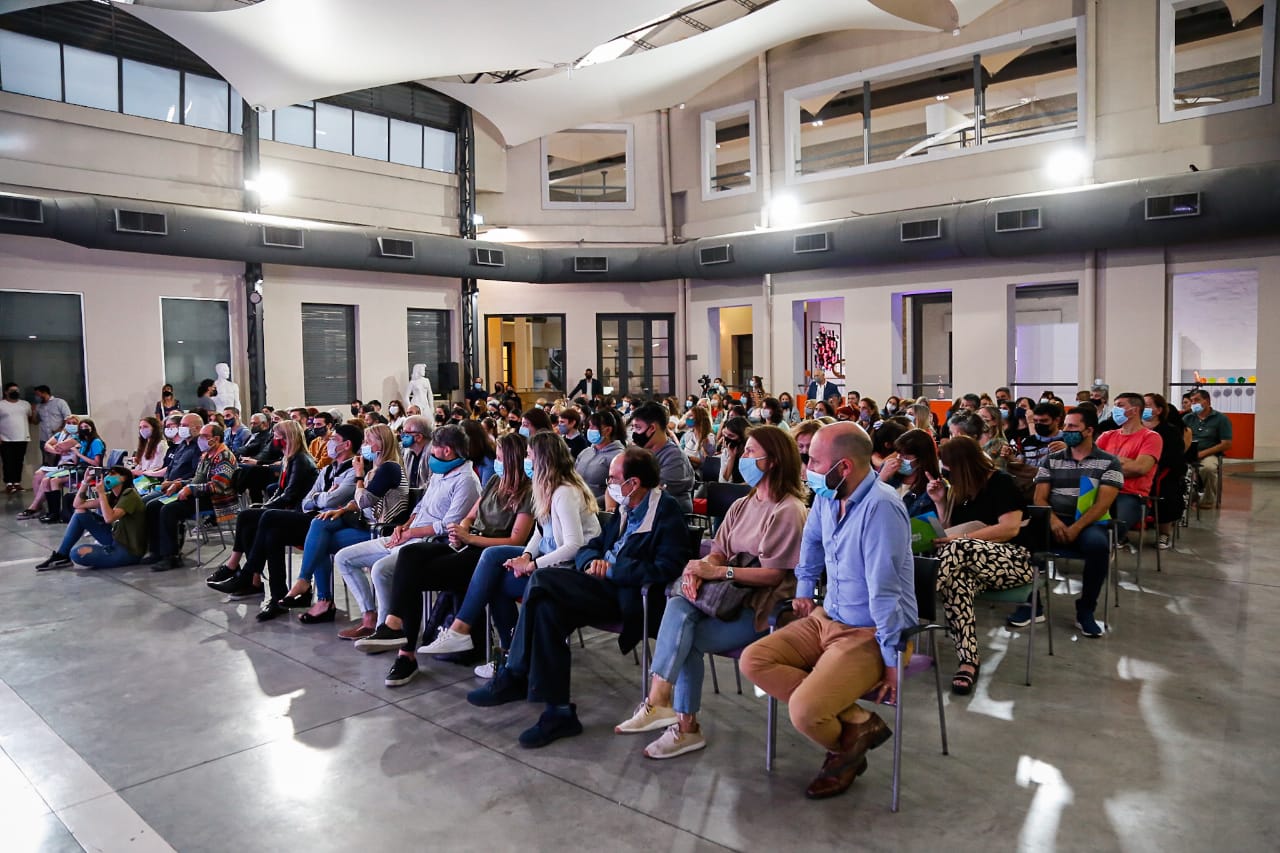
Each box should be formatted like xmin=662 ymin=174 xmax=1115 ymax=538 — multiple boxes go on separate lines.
xmin=0 ymin=399 xmax=32 ymax=442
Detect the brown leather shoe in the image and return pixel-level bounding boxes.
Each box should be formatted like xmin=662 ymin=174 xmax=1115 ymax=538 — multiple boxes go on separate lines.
xmin=838 ymin=711 xmax=893 ymax=759
xmin=804 ymin=751 xmax=869 ymax=800
xmin=337 ymin=623 xmax=375 ymax=640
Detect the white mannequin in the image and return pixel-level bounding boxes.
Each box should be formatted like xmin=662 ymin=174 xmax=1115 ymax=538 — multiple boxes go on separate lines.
xmin=406 ymin=363 xmax=435 ymax=427
xmin=212 ymin=362 xmax=241 ymax=412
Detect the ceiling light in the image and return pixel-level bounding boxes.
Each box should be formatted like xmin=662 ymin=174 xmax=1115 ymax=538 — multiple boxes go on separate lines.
xmin=245 ymin=172 xmax=288 ymax=204
xmin=472 ymin=213 xmax=485 ymax=226
xmin=935 ymin=94 xmax=950 ymax=101
xmin=678 ymin=103 xmax=686 ymax=109
xmin=812 ymin=119 xmax=824 ymax=127
xmin=27 ymin=335 xmax=37 ymax=339
xmin=1044 ymin=148 xmax=1089 ymax=184
xmin=767 ymin=193 xmax=800 ymax=227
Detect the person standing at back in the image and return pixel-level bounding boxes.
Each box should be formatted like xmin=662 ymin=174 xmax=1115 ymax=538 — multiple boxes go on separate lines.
xmin=1 ymin=382 xmax=32 ymax=492
xmin=33 ymin=385 xmax=71 ymax=465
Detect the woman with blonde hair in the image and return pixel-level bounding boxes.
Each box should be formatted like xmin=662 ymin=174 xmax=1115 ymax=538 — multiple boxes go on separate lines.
xmin=412 ymin=431 xmax=601 ymax=659
xmin=209 ymin=419 xmax=317 ymax=581
xmin=615 ymin=425 xmax=807 ymax=758
xmin=266 ymin=423 xmax=406 ymax=622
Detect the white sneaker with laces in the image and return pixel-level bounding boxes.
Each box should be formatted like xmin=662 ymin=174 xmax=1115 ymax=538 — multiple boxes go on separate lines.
xmin=474 ymin=661 xmax=495 ymax=679
xmin=417 ymin=626 xmax=475 ymax=655
xmin=1157 ymin=534 xmax=1171 ymax=550
xmin=644 ymin=724 xmax=707 ymax=759
xmin=615 ymin=700 xmax=678 ymax=734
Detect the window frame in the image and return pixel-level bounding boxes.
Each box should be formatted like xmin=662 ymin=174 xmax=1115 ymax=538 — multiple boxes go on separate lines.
xmin=701 ymin=100 xmax=758 ymax=201
xmin=0 ymin=288 xmax=90 ymax=415
xmin=301 ymin=303 xmax=358 ymax=407
xmin=541 ymin=123 xmax=636 ymax=211
xmin=1158 ymin=0 xmax=1277 ymax=122
xmin=596 ymin=313 xmax=676 ymax=400
xmin=158 ymin=296 xmax=234 ymax=406
xmin=783 ymin=17 xmax=1085 ymax=186
xmin=406 ymin=308 xmax=452 ymax=395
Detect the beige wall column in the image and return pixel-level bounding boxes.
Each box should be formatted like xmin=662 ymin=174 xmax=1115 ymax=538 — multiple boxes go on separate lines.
xmin=1097 ymin=248 xmax=1168 ymax=396
xmin=951 ymin=281 xmax=1010 ymax=397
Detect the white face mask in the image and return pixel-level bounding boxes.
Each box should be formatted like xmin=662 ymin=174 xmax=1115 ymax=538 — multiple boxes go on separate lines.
xmin=607 ymin=481 xmax=627 ymax=504
xmin=177 ymin=425 xmax=192 ymax=440
xmin=164 ymin=426 xmax=179 ymax=440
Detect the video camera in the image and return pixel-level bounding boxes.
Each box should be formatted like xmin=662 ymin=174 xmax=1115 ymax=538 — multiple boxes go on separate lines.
xmin=697 ymin=374 xmax=712 ymax=395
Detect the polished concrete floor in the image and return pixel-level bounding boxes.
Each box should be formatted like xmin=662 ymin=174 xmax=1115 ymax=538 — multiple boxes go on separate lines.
xmin=1 ymin=466 xmax=1278 ymax=852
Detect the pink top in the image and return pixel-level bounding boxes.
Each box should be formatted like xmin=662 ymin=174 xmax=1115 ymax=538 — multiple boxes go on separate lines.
xmin=1097 ymin=428 xmax=1164 ymax=496
xmin=711 ymin=490 xmax=808 ymax=631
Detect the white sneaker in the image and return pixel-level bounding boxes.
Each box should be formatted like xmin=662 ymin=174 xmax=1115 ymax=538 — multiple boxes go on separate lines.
xmin=615 ymin=700 xmax=678 ymax=734
xmin=643 ymin=724 xmax=707 ymax=759
xmin=473 ymin=661 xmax=495 ymax=679
xmin=417 ymin=626 xmax=475 ymax=656
xmin=1157 ymin=535 xmax=1171 ymax=550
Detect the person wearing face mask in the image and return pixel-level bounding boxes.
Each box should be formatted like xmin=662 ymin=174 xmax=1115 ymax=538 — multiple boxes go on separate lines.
xmin=1089 ymin=383 xmax=1119 ymax=434
xmin=265 ymin=424 xmax=408 ymax=624
xmin=399 ymin=415 xmax=433 ymax=489
xmin=629 ymin=402 xmax=695 ymax=513
xmin=759 ymin=396 xmax=791 ymax=433
xmin=555 ymin=408 xmax=589 ymax=459
xmin=805 ymin=370 xmax=840 ymax=413
xmin=385 ymin=399 xmax=407 ymax=432
xmin=18 ymin=414 xmax=77 ymax=518
xmin=305 ymin=412 xmax=335 ymax=468
xmin=869 ymin=420 xmax=907 ymax=472
xmin=882 ymin=396 xmax=902 ymax=419
xmin=460 ymin=419 xmax=497 ymax=485
xmin=466 ymin=378 xmax=489 ymax=406
xmin=385 ymin=432 xmax=597 ymax=675
xmin=575 ymin=410 xmax=625 ymax=503
xmin=221 ymin=407 xmax=249 ymax=454
xmin=777 ymin=392 xmax=800 ymax=426
xmin=464 ymin=446 xmax=684 ymax=749
xmin=1007 ymin=407 xmax=1122 ymax=637
xmin=1182 ymin=389 xmax=1233 ymax=508
xmin=879 ymin=428 xmax=942 ymax=518
xmin=143 ymin=421 xmax=237 ymax=571
xmin=568 ymin=369 xmax=603 ymax=401
xmin=518 ymin=407 xmax=553 ymax=440
xmin=20 ymin=417 xmax=104 ymax=523
xmin=792 ymin=419 xmax=822 ymax=464
xmin=205 ymin=420 xmax=318 ymax=590
xmin=740 ymin=422 xmax=915 ymax=800
xmin=717 ymin=416 xmax=751 ymax=485
xmin=211 ymin=423 xmax=363 ymax=602
xmin=33 ymin=385 xmax=72 ymax=464
xmin=130 ymin=417 xmax=169 ymax=482
xmin=745 ymin=376 xmax=767 ymax=414
xmin=857 ymin=398 xmax=881 ymax=432
xmin=1096 ymin=392 xmax=1163 ymax=553
xmin=1017 ymin=401 xmax=1066 ymax=469
xmin=35 ymin=465 xmax=147 ymax=570
xmin=154 ymin=385 xmax=182 ymax=420
xmin=365 ymin=434 xmax=536 ymax=680
xmin=234 ymin=410 xmax=286 ymax=502
xmin=0 ymin=382 xmax=32 ymax=493
xmin=680 ymin=405 xmax=716 ymax=470
xmin=334 ymin=426 xmax=480 ymax=639
xmin=615 ymin=426 xmax=807 ymax=759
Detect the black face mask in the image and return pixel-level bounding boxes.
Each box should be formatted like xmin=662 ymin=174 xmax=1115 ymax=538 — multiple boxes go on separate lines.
xmin=632 ymin=429 xmax=651 ymax=446
xmin=799 ymin=452 xmax=810 ymax=465
xmin=5 ymin=390 xmax=18 ymax=401
xmin=508 ymin=420 xmax=521 ymax=430
xmin=350 ymin=406 xmax=360 ymax=416
xmin=1033 ymin=422 xmax=1056 ymax=437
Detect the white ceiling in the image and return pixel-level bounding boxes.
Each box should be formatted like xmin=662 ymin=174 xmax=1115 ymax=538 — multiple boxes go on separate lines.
xmin=1 ymin=0 xmax=1011 ymax=145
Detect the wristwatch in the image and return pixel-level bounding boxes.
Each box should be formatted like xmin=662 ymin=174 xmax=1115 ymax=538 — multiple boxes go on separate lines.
xmin=725 ymin=566 xmax=735 ymax=581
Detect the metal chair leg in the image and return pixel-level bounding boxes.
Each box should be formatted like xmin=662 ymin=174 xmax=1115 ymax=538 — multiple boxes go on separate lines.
xmin=891 ymin=650 xmax=906 ymax=813
xmin=765 ymin=695 xmax=777 ymax=772
xmin=708 ymin=654 xmax=720 ymax=694
xmin=1025 ymin=566 xmax=1036 ymax=687
xmin=733 ymin=659 xmax=743 ymax=694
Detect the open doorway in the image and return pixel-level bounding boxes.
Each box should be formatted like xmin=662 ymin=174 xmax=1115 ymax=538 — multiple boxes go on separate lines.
xmin=484 ymin=314 xmax=566 ymax=396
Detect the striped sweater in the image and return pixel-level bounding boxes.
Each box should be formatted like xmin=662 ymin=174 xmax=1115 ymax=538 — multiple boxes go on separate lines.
xmin=187 ymin=445 xmax=239 ymax=518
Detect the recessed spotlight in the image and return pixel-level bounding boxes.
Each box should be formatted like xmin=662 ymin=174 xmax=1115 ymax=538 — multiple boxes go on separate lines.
xmin=935 ymin=94 xmax=950 ymax=101
xmin=812 ymin=119 xmax=824 ymax=127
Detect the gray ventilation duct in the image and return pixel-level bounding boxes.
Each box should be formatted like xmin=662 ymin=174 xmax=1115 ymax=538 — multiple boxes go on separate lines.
xmin=2 ymin=162 xmax=1278 ymax=282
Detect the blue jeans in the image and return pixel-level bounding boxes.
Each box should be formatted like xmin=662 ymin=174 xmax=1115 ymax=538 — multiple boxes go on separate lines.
xmin=455 ymin=545 xmax=530 ymax=648
xmin=1053 ymin=519 xmax=1111 ymax=612
xmin=58 ymin=511 xmax=140 ymax=569
xmin=649 ymin=596 xmax=762 ymax=714
xmin=1112 ymin=493 xmax=1144 ymax=539
xmin=299 ymin=516 xmax=368 ymax=600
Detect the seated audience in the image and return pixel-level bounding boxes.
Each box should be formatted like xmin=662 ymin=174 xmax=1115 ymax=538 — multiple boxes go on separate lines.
xmin=977 ymin=405 xmax=1011 ymax=468
xmin=925 ymin=436 xmax=1031 ymax=695
xmin=400 ymin=414 xmax=433 ymax=489
xmin=1008 ymin=406 xmax=1122 ymax=637
xmin=35 ymin=466 xmax=147 ymax=570
xmin=131 ymin=416 xmax=169 ymax=479
xmin=740 ymin=422 xmax=915 ymax=800
xmin=205 ymin=421 xmax=317 ymax=595
xmin=223 ymin=407 xmax=249 ymax=453
xmin=334 ymin=425 xmax=481 ymax=632
xmin=556 ymin=408 xmax=590 ymax=459
xmin=680 ymin=405 xmax=716 ymax=469
xmin=19 ymin=415 xmax=100 ymax=522
xmin=879 ymin=428 xmax=941 ymax=518
xmin=142 ymin=422 xmax=236 ymax=571
xmin=1096 ymin=392 xmax=1162 ymax=550
xmin=307 ymin=412 xmax=335 ymax=468
xmin=210 ymin=423 xmax=362 ymax=601
xmin=777 ymin=392 xmax=800 ymax=425
xmin=236 ymin=413 xmax=273 ymax=460
xmin=1144 ymin=392 xmax=1190 ymax=548
xmin=1183 ymin=388 xmax=1232 ymax=506
xmin=465 ymin=447 xmax=688 ymax=749
xmin=857 ymin=397 xmax=881 ymax=432
xmin=1019 ymin=401 xmax=1065 ymax=469
xmin=717 ymin=416 xmax=751 ymax=484
xmin=869 ymin=420 xmax=908 ymax=472
xmin=461 ymin=419 xmax=497 ymax=485
xmin=792 ymin=419 xmax=822 ymax=466
xmin=615 ymin=426 xmax=806 ymax=759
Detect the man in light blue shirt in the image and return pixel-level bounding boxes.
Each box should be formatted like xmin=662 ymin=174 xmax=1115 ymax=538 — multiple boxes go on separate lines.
xmin=741 ymin=421 xmax=915 ymax=800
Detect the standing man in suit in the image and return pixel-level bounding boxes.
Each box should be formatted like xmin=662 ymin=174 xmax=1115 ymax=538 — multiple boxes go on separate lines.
xmin=805 ymin=370 xmax=841 ymax=413
xmin=569 ymin=369 xmax=603 ymax=400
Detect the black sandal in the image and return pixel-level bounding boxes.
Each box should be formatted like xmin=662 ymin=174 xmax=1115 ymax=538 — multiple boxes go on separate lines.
xmin=951 ymin=663 xmax=979 ymax=696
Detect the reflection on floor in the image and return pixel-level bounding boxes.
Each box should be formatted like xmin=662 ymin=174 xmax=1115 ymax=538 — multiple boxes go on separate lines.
xmin=1 ymin=467 xmax=1278 ymax=852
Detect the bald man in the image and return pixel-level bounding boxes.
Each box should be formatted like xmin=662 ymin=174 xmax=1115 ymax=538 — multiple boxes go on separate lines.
xmin=740 ymin=421 xmax=915 ymax=800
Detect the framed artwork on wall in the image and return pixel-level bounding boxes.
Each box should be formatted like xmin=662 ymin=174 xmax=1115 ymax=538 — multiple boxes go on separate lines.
xmin=810 ymin=321 xmax=844 ymax=379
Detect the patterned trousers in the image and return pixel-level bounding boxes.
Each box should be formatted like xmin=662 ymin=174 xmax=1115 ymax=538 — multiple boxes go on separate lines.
xmin=936 ymin=538 xmax=1033 ymax=667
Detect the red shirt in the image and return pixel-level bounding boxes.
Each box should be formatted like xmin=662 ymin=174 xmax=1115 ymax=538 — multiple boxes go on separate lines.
xmin=1097 ymin=427 xmax=1163 ymax=496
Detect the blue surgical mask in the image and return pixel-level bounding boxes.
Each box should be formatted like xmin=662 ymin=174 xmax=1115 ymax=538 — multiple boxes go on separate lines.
xmin=523 ymin=458 xmax=535 ymax=479
xmin=684 ymin=400 xmax=692 ymax=409
xmin=428 ymin=455 xmax=466 ymax=475
xmin=586 ymin=429 xmax=602 ymax=445
xmin=738 ymin=455 xmax=765 ymax=488
xmin=1110 ymin=406 xmax=1128 ymax=426
xmin=1062 ymin=430 xmax=1084 ymax=447
xmin=493 ymin=458 xmax=505 ymax=477
xmin=103 ymin=474 xmax=123 ymax=491
xmin=326 ymin=439 xmax=339 ymax=458
xmin=361 ymin=445 xmax=377 ymax=462
xmin=401 ymin=434 xmax=414 ymax=448
xmin=805 ymin=465 xmax=846 ymax=500
xmin=1142 ymin=407 xmax=1154 ymax=421
xmin=898 ymin=459 xmax=915 ymax=476
xmin=518 ymin=426 xmax=531 ymax=438
xmin=1191 ymin=402 xmax=1204 ymax=414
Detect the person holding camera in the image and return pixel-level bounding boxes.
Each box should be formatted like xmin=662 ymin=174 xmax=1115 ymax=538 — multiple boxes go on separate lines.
xmin=35 ymin=465 xmax=147 ymax=570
